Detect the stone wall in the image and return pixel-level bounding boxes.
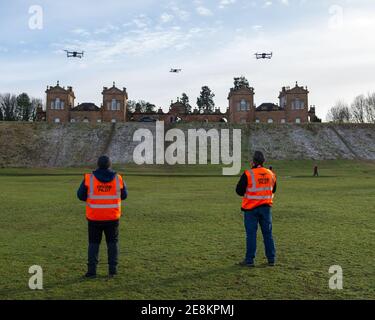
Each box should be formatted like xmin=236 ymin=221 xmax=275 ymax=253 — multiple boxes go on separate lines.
xmin=0 ymin=122 xmax=374 ymax=168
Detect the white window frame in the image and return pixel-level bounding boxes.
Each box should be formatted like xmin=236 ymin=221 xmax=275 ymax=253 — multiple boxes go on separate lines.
xmin=268 ymin=118 xmax=274 ymax=124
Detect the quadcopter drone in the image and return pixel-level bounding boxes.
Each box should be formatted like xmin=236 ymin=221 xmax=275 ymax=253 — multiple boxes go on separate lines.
xmin=255 ymin=52 xmax=273 ymax=60
xmin=64 ymin=50 xmax=84 ymax=58
xmin=170 ymin=68 xmax=182 ymax=73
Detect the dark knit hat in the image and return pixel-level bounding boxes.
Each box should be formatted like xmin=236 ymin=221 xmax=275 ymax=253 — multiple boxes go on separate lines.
xmin=253 ymin=151 xmax=265 ymax=165
xmin=97 ymin=155 xmax=112 ymax=169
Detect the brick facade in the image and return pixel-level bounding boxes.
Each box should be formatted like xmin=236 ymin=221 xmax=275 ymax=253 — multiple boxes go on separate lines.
xmin=228 ymin=82 xmax=312 ymax=124
xmin=43 ymin=81 xmax=317 ymax=124
xmin=45 ymin=82 xmax=127 ymax=124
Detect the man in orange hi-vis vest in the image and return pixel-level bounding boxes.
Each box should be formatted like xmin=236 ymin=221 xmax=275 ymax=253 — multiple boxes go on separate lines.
xmin=236 ymin=151 xmax=277 ymax=267
xmin=77 ymin=156 xmax=128 ymax=278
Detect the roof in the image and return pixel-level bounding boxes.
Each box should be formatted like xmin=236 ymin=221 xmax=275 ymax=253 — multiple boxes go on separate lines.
xmin=71 ymin=103 xmax=100 ymax=111
xmin=256 ymin=103 xmax=282 ymax=112
xmin=279 ymin=83 xmax=309 ymax=98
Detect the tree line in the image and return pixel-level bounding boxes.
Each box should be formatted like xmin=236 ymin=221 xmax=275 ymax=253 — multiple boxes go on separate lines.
xmin=0 ymin=93 xmax=42 ymax=122
xmin=127 ymin=85 xmax=217 ymax=115
xmin=327 ymin=93 xmax=375 ymax=123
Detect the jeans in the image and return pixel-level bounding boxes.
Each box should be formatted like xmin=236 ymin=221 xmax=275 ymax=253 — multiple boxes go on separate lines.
xmin=243 ymin=206 xmax=276 ymax=264
xmin=87 ymin=220 xmax=119 ymax=274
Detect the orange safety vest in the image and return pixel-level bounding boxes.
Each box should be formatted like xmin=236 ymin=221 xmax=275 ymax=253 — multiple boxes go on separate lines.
xmin=242 ymin=167 xmax=276 ymax=211
xmin=84 ymin=173 xmax=123 ymax=221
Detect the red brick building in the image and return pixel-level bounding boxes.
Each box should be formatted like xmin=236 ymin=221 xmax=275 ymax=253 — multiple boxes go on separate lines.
xmin=41 ymin=81 xmax=318 ymax=124
xmin=228 ymin=82 xmax=316 ymax=124
xmin=43 ymin=81 xmax=127 ymax=124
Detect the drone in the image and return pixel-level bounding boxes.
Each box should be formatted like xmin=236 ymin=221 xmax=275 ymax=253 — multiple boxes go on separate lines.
xmin=255 ymin=52 xmax=273 ymax=60
xmin=170 ymin=68 xmax=182 ymax=73
xmin=64 ymin=50 xmax=84 ymax=58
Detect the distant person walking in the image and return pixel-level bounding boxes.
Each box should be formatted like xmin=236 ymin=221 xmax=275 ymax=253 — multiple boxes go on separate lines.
xmin=236 ymin=151 xmax=277 ymax=267
xmin=77 ymin=156 xmax=128 ymax=278
xmin=313 ymin=165 xmax=319 ymax=177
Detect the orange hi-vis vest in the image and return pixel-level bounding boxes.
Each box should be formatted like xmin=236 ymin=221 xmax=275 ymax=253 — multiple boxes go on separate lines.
xmin=84 ymin=173 xmax=123 ymax=221
xmin=242 ymin=167 xmax=276 ymax=211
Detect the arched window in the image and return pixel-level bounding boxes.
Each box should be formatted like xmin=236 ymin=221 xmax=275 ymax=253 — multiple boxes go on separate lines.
xmin=97 ymin=119 xmax=102 ymax=123
xmin=296 ymin=118 xmax=301 ymax=124
xmin=111 ymin=99 xmax=120 ymax=111
xmin=111 ymin=119 xmax=117 ymax=123
xmin=83 ymin=118 xmax=89 ymax=123
xmin=54 ymin=118 xmax=60 ymax=123
xmin=268 ymin=118 xmax=273 ymax=124
xmin=255 ymin=119 xmax=260 ymax=123
xmin=55 ymin=98 xmax=61 ymax=109
xmin=281 ymin=119 xmax=286 ymax=124
xmin=70 ymin=119 xmax=76 ymax=123
xmin=240 ymin=99 xmax=248 ymax=111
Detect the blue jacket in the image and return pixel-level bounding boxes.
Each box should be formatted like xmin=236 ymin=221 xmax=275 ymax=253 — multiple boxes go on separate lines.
xmin=77 ymin=168 xmax=128 ymax=202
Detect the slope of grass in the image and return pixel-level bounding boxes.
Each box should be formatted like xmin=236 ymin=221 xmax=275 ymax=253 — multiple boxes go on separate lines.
xmin=0 ymin=160 xmax=374 ymax=300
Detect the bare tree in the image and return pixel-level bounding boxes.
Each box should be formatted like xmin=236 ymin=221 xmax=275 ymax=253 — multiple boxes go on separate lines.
xmin=31 ymin=98 xmax=43 ymax=121
xmin=351 ymin=95 xmax=366 ymax=123
xmin=326 ymin=101 xmax=351 ymax=123
xmin=365 ymin=93 xmax=375 ymax=123
xmin=0 ymin=93 xmax=18 ymax=121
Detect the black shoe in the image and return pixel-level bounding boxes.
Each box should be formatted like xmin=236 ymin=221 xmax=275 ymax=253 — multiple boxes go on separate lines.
xmin=108 ymin=266 xmax=118 ymax=278
xmin=84 ymin=272 xmax=97 ymax=279
xmin=237 ymin=260 xmax=255 ymax=268
xmin=268 ymin=262 xmax=276 ymax=267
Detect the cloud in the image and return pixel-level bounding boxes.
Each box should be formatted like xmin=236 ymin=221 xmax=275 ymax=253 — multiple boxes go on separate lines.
xmin=160 ymin=13 xmax=174 ymax=23
xmin=169 ymin=4 xmax=190 ymax=21
xmin=219 ymin=0 xmax=236 ymax=9
xmin=94 ymin=24 xmax=120 ymax=35
xmin=53 ymin=25 xmax=218 ymax=62
xmin=131 ymin=14 xmax=153 ymax=29
xmin=196 ymin=6 xmax=214 ymax=16
xmin=263 ymin=1 xmax=273 ymax=8
xmin=71 ymin=28 xmax=91 ymax=37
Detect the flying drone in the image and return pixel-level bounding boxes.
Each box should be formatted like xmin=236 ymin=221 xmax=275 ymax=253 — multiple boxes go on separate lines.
xmin=170 ymin=68 xmax=182 ymax=73
xmin=64 ymin=50 xmax=84 ymax=58
xmin=255 ymin=52 xmax=273 ymax=60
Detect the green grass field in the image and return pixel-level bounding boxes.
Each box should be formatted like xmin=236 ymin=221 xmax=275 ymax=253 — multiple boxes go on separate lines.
xmin=0 ymin=160 xmax=374 ymax=300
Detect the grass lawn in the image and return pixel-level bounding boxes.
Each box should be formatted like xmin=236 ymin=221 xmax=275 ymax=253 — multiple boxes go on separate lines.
xmin=0 ymin=160 xmax=374 ymax=300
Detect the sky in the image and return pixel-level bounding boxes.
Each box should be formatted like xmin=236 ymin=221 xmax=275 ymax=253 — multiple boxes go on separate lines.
xmin=0 ymin=0 xmax=375 ymax=119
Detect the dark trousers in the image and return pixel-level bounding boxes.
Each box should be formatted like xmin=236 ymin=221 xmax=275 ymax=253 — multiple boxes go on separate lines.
xmin=87 ymin=220 xmax=119 ymax=274
xmin=243 ymin=206 xmax=276 ymax=264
